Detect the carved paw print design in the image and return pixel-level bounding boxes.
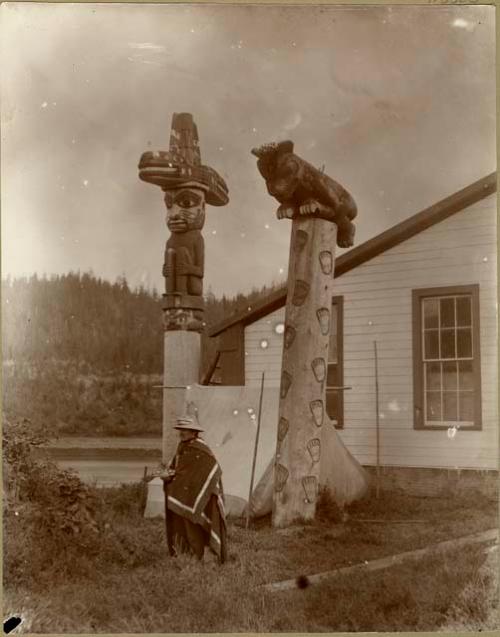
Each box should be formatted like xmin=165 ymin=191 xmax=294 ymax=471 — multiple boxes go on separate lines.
xmin=292 ymin=280 xmax=310 ymax=306
xmin=316 ymin=307 xmax=330 ymax=335
xmin=309 ymin=399 xmax=324 ymax=427
xmin=280 ymin=371 xmax=293 ymax=399
xmin=307 ymin=438 xmax=321 ymax=464
xmin=275 ymin=464 xmax=289 ymax=492
xmin=302 ymin=475 xmax=318 ymax=503
xmin=311 ymin=357 xmax=326 ymax=383
xmin=294 ymin=229 xmax=309 ymax=254
xmin=319 ymin=250 xmax=333 ymax=275
xmin=284 ymin=325 xmax=296 ymax=349
xmin=277 ymin=417 xmax=290 ymax=442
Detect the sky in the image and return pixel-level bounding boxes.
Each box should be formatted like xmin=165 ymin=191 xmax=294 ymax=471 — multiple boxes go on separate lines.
xmin=1 ymin=3 xmax=496 ymax=298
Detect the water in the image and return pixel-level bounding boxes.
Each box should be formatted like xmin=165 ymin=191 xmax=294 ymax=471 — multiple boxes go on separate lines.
xmin=56 ymin=458 xmax=159 ymax=487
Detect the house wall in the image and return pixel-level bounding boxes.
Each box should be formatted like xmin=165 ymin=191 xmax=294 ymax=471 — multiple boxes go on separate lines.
xmin=244 ymin=194 xmax=498 ymax=471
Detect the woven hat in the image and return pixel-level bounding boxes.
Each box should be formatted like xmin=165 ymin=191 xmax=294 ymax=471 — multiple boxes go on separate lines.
xmin=174 ymin=415 xmax=204 ymax=432
xmin=138 ymin=112 xmax=229 ymax=207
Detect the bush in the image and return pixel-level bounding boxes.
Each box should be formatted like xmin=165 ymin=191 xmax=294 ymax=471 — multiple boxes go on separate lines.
xmin=3 ymin=417 xmax=160 ymax=589
xmin=100 ymin=482 xmax=148 ymax=518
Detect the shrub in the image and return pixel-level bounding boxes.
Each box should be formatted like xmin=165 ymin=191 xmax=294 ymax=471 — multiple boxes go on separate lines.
xmin=2 ymin=417 xmax=50 ymax=506
xmin=100 ymin=482 xmax=148 ymax=518
xmin=3 ymin=417 xmax=158 ymax=589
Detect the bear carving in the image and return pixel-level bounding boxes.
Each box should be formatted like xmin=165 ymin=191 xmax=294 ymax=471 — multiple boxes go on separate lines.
xmin=251 ymin=140 xmax=357 ymax=248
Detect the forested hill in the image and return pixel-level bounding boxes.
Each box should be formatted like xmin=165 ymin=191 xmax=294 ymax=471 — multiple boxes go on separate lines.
xmin=2 ymin=272 xmax=283 ymax=374
xmin=2 ymin=272 xmax=283 ymax=435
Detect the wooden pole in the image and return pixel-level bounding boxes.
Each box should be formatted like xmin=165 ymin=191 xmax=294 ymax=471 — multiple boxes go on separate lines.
xmin=374 ymin=340 xmax=380 ymax=499
xmin=162 ymin=331 xmax=200 ymax=463
xmin=246 ymin=372 xmax=265 ymax=528
xmin=273 ymin=217 xmax=338 ymax=527
xmin=250 ymin=140 xmax=358 ymax=527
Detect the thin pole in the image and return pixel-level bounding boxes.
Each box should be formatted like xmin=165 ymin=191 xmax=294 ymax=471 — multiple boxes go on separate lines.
xmin=246 ymin=371 xmax=265 ymax=529
xmin=374 ymin=341 xmax=380 ymax=499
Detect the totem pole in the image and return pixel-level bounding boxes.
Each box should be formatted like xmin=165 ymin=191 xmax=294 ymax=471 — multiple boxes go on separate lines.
xmin=251 ymin=140 xmax=357 ymax=527
xmin=139 ymin=113 xmax=229 ymax=461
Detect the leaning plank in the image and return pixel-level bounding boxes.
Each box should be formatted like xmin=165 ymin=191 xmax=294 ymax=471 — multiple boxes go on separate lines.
xmin=262 ymin=528 xmax=498 ymax=593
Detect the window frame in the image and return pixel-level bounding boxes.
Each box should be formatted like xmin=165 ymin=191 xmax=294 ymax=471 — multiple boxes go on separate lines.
xmin=326 ymin=295 xmax=344 ymax=429
xmin=412 ymin=284 xmax=482 ymax=431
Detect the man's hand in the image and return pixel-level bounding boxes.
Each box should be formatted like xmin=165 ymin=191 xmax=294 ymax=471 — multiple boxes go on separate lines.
xmin=161 ymin=469 xmax=176 ymax=482
xmin=153 ymin=466 xmax=176 ymax=481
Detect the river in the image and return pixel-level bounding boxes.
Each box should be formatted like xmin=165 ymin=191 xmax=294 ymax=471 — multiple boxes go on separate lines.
xmin=49 ymin=437 xmax=162 ymax=486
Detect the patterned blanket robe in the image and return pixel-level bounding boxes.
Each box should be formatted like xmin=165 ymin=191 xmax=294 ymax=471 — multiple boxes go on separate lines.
xmin=165 ymin=438 xmax=226 ymax=560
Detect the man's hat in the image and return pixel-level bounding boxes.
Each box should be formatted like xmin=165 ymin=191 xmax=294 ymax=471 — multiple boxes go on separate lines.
xmin=174 ymin=415 xmax=204 ymax=432
xmin=138 ymin=112 xmax=229 ymax=207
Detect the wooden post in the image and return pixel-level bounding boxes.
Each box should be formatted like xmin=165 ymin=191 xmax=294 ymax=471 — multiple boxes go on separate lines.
xmin=250 ymin=140 xmax=357 ymax=527
xmin=162 ymin=331 xmax=201 ymax=462
xmin=138 ymin=112 xmax=228 ymax=466
xmin=374 ymin=340 xmax=381 ymax=499
xmin=246 ymin=371 xmax=265 ymax=528
xmin=273 ymin=217 xmax=338 ymax=526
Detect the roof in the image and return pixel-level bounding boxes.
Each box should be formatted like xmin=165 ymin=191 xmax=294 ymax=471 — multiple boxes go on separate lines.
xmin=208 ymin=172 xmax=497 ymax=337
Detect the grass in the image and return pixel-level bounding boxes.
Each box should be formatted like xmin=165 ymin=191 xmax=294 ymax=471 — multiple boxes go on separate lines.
xmin=4 ymin=486 xmax=498 ymax=633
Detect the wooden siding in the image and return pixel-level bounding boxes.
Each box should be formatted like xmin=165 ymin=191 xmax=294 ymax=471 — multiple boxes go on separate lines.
xmin=245 ymin=307 xmax=286 ymax=387
xmin=244 ymin=195 xmax=498 ymax=470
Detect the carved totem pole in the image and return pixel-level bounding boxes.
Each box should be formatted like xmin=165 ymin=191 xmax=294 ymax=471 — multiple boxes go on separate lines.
xmin=252 ymin=140 xmax=357 ymax=527
xmin=139 ymin=113 xmax=229 ymax=460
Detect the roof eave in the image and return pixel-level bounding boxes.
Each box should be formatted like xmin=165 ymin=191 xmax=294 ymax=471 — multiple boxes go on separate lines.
xmin=207 ymin=172 xmax=497 ymax=337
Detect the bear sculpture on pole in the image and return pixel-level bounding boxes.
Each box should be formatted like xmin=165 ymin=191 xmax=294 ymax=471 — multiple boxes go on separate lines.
xmin=251 ymin=140 xmax=357 ymax=527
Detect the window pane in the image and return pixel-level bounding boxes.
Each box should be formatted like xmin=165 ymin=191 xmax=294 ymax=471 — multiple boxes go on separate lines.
xmin=459 ymin=391 xmax=474 ymax=422
xmin=424 ymin=330 xmax=439 ymax=359
xmin=328 ymin=304 xmax=338 ymax=363
xmin=425 ymin=362 xmax=441 ymax=390
xmin=440 ymin=298 xmax=455 ymax=328
xmin=423 ymin=298 xmax=439 ymax=329
xmin=325 ymin=389 xmax=338 ymax=421
xmin=456 ymin=296 xmax=472 ymax=327
xmin=326 ymin=364 xmax=338 ymax=387
xmin=426 ymin=391 xmax=441 ymax=421
xmin=458 ymin=360 xmax=474 ymax=390
xmin=457 ymin=328 xmax=472 ymax=358
xmin=443 ymin=391 xmax=458 ymax=421
xmin=441 ymin=328 xmax=456 ymax=359
xmin=443 ymin=361 xmax=457 ymax=391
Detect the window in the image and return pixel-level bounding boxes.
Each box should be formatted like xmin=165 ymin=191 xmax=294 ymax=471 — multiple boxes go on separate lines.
xmin=326 ymin=296 xmax=344 ymax=428
xmin=412 ymin=285 xmax=481 ymax=430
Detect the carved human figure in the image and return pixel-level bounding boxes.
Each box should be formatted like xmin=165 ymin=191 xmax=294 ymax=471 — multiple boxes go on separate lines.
xmin=162 ymin=186 xmax=206 ymax=296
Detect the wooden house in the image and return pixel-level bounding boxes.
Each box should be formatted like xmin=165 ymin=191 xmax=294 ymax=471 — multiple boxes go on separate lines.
xmin=208 ymin=173 xmax=498 ymax=494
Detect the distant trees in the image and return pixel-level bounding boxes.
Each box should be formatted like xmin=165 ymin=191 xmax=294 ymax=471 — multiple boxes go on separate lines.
xmin=2 ymin=272 xmax=284 ymax=435
xmin=2 ymin=271 xmax=283 ymax=374
xmin=2 ymin=272 xmax=163 ymax=373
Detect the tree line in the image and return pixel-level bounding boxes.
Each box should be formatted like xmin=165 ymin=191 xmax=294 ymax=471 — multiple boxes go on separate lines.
xmin=2 ymin=271 xmax=283 ymax=375
xmin=2 ymin=272 xmax=283 ymax=435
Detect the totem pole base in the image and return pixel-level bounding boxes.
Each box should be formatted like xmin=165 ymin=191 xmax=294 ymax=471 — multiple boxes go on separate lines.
xmin=162 ymin=329 xmax=201 ymax=462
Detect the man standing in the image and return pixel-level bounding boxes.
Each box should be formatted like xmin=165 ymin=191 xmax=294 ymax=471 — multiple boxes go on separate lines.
xmin=161 ymin=416 xmax=227 ymax=564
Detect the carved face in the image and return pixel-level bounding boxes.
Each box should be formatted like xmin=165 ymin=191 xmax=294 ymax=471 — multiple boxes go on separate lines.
xmin=164 ymin=187 xmax=206 ymax=233
xmin=265 ymin=154 xmax=302 ymax=203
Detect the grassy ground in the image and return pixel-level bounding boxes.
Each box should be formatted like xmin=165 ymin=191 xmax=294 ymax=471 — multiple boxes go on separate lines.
xmin=4 ymin=485 xmax=497 ymax=633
